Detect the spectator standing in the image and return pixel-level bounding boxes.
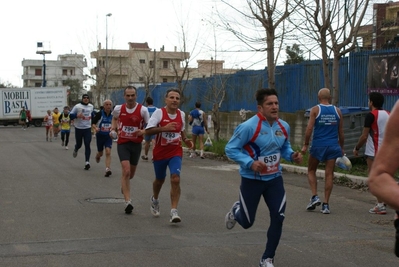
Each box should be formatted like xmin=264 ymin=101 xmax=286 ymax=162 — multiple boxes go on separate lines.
xmin=353 ymin=92 xmax=390 ymax=214
xmin=301 ymin=88 xmax=344 ymax=214
xmin=19 ymin=107 xmax=27 ymax=130
xmin=26 ymin=109 xmax=32 ymax=127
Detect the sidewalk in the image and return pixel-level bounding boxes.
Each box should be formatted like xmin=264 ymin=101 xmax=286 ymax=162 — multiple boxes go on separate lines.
xmin=188 ymin=148 xmax=369 ymax=185
xmin=281 ymin=163 xmax=368 ymax=185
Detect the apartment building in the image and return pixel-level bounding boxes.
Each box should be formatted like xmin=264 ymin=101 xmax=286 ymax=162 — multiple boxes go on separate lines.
xmin=21 ymin=53 xmax=87 ymax=88
xmin=89 ymin=42 xmax=237 ymax=92
xmin=358 ymin=1 xmax=399 ymax=50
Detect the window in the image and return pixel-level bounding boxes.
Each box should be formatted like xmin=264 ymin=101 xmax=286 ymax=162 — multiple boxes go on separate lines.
xmin=163 ymin=61 xmax=168 ymax=69
xmin=35 ymin=82 xmax=41 ymax=87
xmin=149 ymin=60 xmax=154 ymax=68
xmin=139 ymin=59 xmax=145 ymax=64
xmin=70 ymin=69 xmax=74 ymax=76
xmin=62 ymin=69 xmax=67 ymax=76
xmin=139 ymin=77 xmax=144 ymax=82
xmin=35 ymin=69 xmax=42 ymax=76
xmin=162 ymin=78 xmax=168 ymax=83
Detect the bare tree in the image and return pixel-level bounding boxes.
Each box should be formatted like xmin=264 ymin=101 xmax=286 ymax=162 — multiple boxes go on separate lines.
xmin=125 ymin=50 xmax=156 ymax=103
xmin=63 ymin=78 xmax=82 ymax=107
xmin=201 ymin=74 xmax=229 ymax=141
xmin=0 ymin=80 xmax=17 ymax=88
xmin=294 ymin=0 xmax=369 ymax=105
xmin=218 ymin=0 xmax=297 ymax=90
xmin=170 ymin=20 xmax=203 ymax=107
xmin=171 ymin=31 xmax=191 ymax=107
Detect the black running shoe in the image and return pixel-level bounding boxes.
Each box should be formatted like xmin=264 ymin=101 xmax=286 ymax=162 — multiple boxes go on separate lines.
xmin=104 ymin=169 xmax=112 ymax=177
xmin=84 ymin=163 xmax=90 ymax=170
xmin=125 ymin=203 xmax=133 ymax=214
xmin=395 ymin=211 xmax=399 ymax=257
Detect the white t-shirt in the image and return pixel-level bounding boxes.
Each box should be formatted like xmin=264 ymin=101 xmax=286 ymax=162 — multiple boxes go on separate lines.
xmin=71 ymin=103 xmax=94 ymax=129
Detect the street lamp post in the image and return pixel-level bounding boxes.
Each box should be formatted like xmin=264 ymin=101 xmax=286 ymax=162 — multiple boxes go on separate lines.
xmin=105 ymin=13 xmax=112 ymax=99
xmin=36 ymin=42 xmax=51 ymax=87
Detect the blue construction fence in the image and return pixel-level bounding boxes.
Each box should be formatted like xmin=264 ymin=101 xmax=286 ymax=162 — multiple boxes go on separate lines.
xmin=110 ymin=49 xmax=399 ymax=113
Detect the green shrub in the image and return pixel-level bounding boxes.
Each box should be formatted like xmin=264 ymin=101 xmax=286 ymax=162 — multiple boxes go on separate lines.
xmin=204 ymin=138 xmax=228 ymax=156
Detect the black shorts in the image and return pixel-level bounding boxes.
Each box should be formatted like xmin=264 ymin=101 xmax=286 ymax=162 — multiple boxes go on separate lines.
xmin=117 ymin=142 xmax=142 ymax=165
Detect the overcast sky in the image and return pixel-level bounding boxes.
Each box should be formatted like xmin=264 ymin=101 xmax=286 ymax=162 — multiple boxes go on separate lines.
xmin=1 ymin=0 xmax=266 ymax=88
xmin=1 ymin=0 xmax=387 ymax=88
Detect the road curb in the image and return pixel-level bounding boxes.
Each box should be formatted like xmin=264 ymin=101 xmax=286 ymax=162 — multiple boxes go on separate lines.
xmin=183 ymin=148 xmax=368 ymax=185
xmin=281 ymin=164 xmax=368 ymax=185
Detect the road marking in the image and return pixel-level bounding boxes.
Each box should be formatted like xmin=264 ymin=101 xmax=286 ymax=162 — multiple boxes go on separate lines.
xmin=195 ymin=164 xmax=239 ymax=171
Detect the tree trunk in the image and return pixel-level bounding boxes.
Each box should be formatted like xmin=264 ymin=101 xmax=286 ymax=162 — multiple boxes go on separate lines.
xmin=211 ymin=103 xmax=220 ymax=141
xmin=331 ymin=54 xmax=340 ymax=106
xmin=320 ymin=35 xmax=332 ymax=90
xmin=267 ymin=31 xmax=275 ymax=90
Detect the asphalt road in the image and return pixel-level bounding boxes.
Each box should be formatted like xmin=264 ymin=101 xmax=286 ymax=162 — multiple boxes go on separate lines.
xmin=0 ymin=126 xmax=398 ymax=267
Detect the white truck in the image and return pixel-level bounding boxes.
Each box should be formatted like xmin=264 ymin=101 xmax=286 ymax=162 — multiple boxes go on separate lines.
xmin=0 ymin=87 xmax=68 ymax=127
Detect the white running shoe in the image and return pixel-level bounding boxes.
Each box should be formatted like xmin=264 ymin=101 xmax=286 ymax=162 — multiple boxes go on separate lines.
xmin=225 ymin=201 xmax=239 ymax=230
xmin=259 ymin=258 xmax=274 ymax=267
xmin=65 ymin=146 xmax=68 ymax=150
xmin=150 ymin=196 xmax=160 ymax=217
xmin=170 ymin=209 xmax=181 ymax=223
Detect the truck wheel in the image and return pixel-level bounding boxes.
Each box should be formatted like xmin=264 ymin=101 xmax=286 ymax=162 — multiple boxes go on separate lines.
xmin=34 ymin=120 xmax=42 ymax=127
xmin=3 ymin=122 xmax=8 ymax=126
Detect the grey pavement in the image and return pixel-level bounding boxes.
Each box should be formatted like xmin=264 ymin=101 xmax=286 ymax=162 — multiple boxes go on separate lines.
xmin=0 ymin=126 xmax=397 ymax=267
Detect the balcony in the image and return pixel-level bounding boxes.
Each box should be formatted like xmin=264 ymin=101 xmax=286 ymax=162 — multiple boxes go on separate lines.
xmin=381 ymin=19 xmax=399 ymax=32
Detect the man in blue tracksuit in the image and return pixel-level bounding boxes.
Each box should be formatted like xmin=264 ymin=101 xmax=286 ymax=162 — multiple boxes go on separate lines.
xmin=225 ymin=88 xmax=303 ymax=267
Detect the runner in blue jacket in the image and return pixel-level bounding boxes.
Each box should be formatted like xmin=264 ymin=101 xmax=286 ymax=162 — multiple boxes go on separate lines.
xmin=224 ymin=88 xmax=303 ymax=267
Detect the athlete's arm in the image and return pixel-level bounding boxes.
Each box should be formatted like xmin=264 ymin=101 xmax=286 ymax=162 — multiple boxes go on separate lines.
xmin=369 ymin=101 xmax=399 ymax=209
xmin=301 ymin=105 xmax=318 ymax=154
xmin=336 ymin=107 xmax=345 ymax=154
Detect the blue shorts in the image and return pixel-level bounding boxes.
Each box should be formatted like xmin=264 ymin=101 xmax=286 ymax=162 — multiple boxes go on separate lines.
xmin=144 ymin=134 xmax=155 ymax=142
xmin=153 ymin=156 xmax=182 ymax=180
xmin=310 ymin=145 xmax=342 ymax=162
xmin=96 ymin=133 xmax=113 ymax=152
xmin=192 ymin=125 xmax=205 ymax=136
